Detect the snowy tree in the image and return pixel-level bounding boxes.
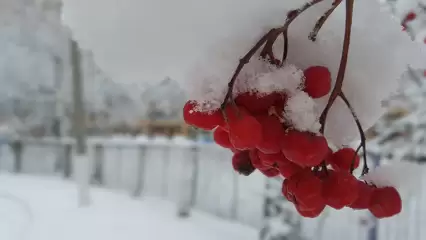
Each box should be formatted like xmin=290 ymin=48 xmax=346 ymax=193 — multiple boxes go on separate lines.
xmin=367 ymin=0 xmax=426 ymax=164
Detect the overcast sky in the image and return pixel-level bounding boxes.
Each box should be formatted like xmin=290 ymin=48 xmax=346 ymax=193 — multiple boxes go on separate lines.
xmin=60 ymin=0 xmax=312 ymax=88
xmin=61 ymin=0 xmax=228 ymax=87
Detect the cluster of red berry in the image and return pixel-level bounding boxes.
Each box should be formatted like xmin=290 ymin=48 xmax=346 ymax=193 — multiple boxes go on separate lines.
xmin=183 ymin=66 xmax=402 ymax=219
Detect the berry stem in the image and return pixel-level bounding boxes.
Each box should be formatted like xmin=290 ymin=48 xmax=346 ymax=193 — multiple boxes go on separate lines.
xmin=319 ymin=0 xmax=354 ymax=133
xmin=339 ymin=92 xmax=368 ymax=176
xmin=309 ymin=0 xmax=343 ymax=42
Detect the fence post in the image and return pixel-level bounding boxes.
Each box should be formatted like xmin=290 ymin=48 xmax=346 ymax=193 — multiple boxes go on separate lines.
xmin=54 ymin=141 xmax=67 ymax=173
xmin=162 ymin=145 xmax=171 ymax=198
xmin=92 ymin=144 xmax=104 ymax=185
xmin=10 ymin=139 xmax=23 ymax=173
xmin=367 ymin=152 xmax=381 ymax=240
xmin=231 ymin=169 xmax=239 ymax=220
xmin=63 ymin=143 xmax=73 ymax=178
xmin=259 ymin=177 xmax=304 ymax=240
xmin=133 ymin=144 xmax=146 ymax=197
xmin=177 ymin=145 xmax=199 ymax=218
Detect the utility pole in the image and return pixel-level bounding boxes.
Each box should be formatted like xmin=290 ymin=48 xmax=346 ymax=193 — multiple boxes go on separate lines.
xmin=71 ymin=39 xmax=91 ymax=206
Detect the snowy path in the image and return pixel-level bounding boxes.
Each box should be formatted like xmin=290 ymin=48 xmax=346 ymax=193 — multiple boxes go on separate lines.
xmin=0 ymin=174 xmax=258 ymax=240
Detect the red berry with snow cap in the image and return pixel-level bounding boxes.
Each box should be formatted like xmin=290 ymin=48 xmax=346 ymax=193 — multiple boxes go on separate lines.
xmin=235 ymin=92 xmax=282 ymax=115
xmin=303 ymin=66 xmax=332 ymax=98
xmin=183 ymin=101 xmax=224 ymax=130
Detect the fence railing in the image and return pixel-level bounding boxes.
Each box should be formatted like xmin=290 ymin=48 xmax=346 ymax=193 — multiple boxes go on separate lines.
xmin=0 ymin=137 xmax=266 ymax=228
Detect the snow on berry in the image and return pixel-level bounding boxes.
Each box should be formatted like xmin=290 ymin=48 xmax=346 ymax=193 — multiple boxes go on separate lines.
xmin=183 ymin=101 xmax=224 ymax=130
xmin=283 ymin=91 xmax=322 ymax=133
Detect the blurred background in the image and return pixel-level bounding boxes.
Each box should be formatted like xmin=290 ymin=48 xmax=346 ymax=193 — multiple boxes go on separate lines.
xmin=0 ymin=0 xmax=426 ymax=240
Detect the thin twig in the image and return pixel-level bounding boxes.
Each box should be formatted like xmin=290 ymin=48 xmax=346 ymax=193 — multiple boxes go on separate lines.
xmin=309 ymin=0 xmax=343 ymax=41
xmin=339 ymin=92 xmax=368 ymax=175
xmin=319 ymin=0 xmax=354 ymax=133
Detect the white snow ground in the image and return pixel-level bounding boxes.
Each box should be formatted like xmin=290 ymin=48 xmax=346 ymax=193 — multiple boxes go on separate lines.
xmin=0 ymin=173 xmax=258 ymax=240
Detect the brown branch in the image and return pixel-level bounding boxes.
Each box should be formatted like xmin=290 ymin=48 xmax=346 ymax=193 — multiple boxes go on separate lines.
xmin=220 ymin=29 xmax=276 ymax=110
xmin=319 ymin=0 xmax=354 ymax=133
xmin=220 ymin=0 xmax=327 ymax=109
xmin=309 ymin=0 xmax=343 ymax=41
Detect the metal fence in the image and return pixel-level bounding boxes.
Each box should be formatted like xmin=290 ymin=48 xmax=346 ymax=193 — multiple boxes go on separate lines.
xmin=1 ymin=137 xmax=426 ymax=240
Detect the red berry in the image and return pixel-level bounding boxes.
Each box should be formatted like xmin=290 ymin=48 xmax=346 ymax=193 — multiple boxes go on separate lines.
xmin=282 ymin=179 xmax=295 ymax=202
xmin=256 ymin=115 xmax=285 ymax=154
xmin=369 ymin=187 xmax=402 ymax=218
xmin=286 ymin=170 xmax=324 ymax=210
xmin=258 ymin=167 xmax=280 ymax=177
xmin=231 ymin=151 xmax=256 ymax=176
xmin=235 ymin=92 xmax=282 ymax=115
xmin=277 ymin=158 xmax=304 ymax=178
xmin=329 ymin=148 xmax=360 ymax=172
xmin=405 ymin=11 xmax=416 ymax=22
xmin=296 ymin=203 xmax=325 ymax=218
xmin=257 ymin=151 xmax=286 ymax=167
xmin=249 ymin=149 xmax=268 ymax=170
xmin=183 ymin=101 xmax=224 ymax=130
xmin=348 ymin=181 xmax=374 ymax=210
xmin=213 ymin=127 xmax=232 ymax=149
xmin=322 ymin=170 xmax=359 ymax=209
xmin=303 ymin=66 xmax=332 ymax=98
xmin=281 ymin=130 xmax=329 ymax=167
xmin=220 ymin=105 xmax=249 ymax=129
xmin=229 ymin=115 xmax=263 ymax=150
